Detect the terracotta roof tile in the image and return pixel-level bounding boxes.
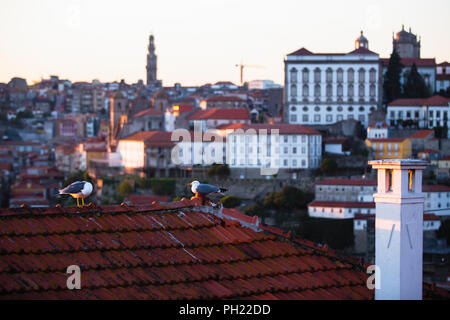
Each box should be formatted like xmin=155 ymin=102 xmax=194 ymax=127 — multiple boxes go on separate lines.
xmin=0 ymin=200 xmax=444 ymax=300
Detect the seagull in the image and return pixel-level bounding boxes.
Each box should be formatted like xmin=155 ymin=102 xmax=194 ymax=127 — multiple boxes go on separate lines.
xmin=188 ymin=181 xmax=227 ymax=203
xmin=59 ymin=181 xmax=93 ymax=207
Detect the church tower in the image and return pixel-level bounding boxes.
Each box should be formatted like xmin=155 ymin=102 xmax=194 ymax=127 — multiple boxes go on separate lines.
xmin=146 ymin=34 xmax=158 ymax=86
xmin=355 ymin=31 xmax=369 ymax=50
xmin=393 ymin=25 xmax=421 ymax=59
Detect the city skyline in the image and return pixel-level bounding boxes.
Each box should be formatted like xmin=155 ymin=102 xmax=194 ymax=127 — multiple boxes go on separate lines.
xmin=1 ymin=0 xmax=450 ymax=86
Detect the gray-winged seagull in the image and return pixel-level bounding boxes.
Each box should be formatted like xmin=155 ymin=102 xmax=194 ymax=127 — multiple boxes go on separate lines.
xmin=188 ymin=181 xmax=227 ymax=204
xmin=59 ymin=181 xmax=93 ymax=207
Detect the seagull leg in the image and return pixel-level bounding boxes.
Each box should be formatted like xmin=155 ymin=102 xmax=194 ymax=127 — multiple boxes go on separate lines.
xmin=76 ymin=197 xmax=79 ymax=207
xmin=82 ymin=198 xmax=85 ymax=207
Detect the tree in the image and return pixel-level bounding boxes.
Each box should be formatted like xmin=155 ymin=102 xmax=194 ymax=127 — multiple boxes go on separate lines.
xmin=403 ymin=63 xmax=430 ymax=98
xmin=206 ymin=164 xmax=230 ymax=179
xmin=437 ymin=219 xmax=450 ymax=245
xmin=320 ymin=158 xmax=338 ymax=175
xmin=220 ymin=196 xmax=242 ymax=208
xmin=116 ymin=180 xmax=133 ymax=198
xmin=263 ymin=192 xmax=277 ymax=209
xmin=245 ymin=201 xmax=264 ymax=217
xmin=150 ymin=178 xmax=176 ymax=196
xmin=383 ymin=49 xmax=404 ymax=103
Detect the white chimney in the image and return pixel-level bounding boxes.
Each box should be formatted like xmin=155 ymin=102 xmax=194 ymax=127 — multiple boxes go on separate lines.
xmin=369 ymin=159 xmax=427 ymax=300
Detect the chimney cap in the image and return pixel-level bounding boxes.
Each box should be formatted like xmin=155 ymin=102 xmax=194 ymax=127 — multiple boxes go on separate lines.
xmin=369 ymin=159 xmax=427 ymax=169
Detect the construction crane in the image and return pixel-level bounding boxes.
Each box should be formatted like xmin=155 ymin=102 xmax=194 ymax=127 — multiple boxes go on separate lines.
xmin=235 ymin=62 xmax=265 ymax=86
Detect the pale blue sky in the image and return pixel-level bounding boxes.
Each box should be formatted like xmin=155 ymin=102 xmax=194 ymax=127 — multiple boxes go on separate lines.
xmin=0 ymin=0 xmax=449 ymax=86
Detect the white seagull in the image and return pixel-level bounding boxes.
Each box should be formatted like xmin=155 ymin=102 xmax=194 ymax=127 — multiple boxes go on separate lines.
xmin=188 ymin=181 xmax=227 ymax=201
xmin=59 ymin=181 xmax=93 ymax=207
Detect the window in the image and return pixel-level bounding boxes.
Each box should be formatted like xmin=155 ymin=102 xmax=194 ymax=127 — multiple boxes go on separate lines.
xmin=337 ymin=84 xmax=343 ymax=97
xmin=348 ymin=68 xmax=354 ymax=82
xmin=348 ymin=84 xmax=354 ymax=97
xmin=290 ymin=114 xmax=297 ymax=122
xmin=302 ymin=114 xmax=309 ymax=122
xmin=326 ymin=115 xmax=333 ymax=122
xmin=337 ymin=68 xmax=344 ymax=82
xmin=314 ymin=68 xmax=321 ymax=82
xmin=337 ymin=115 xmax=343 ymax=121
xmin=369 ymin=68 xmax=376 ymax=82
xmin=337 ymin=106 xmax=343 ymax=112
xmin=314 ymin=84 xmax=321 ymax=97
xmin=370 ymin=84 xmax=376 ymax=97
xmin=326 ymin=68 xmax=333 ymax=82
xmin=359 ymin=106 xmax=365 ymax=112
xmin=314 ymin=106 xmax=320 ymax=112
xmin=290 ymin=68 xmax=298 ymax=83
xmin=359 ymin=115 xmax=365 ymax=122
xmin=293 ymin=159 xmax=297 ymax=166
xmin=290 ymin=84 xmax=297 ymax=97
xmin=303 ymin=106 xmax=308 ymax=112
xmin=302 ymin=68 xmax=309 ymax=82
xmin=303 ymin=84 xmax=309 ymax=97
xmin=326 ymin=84 xmax=332 ymax=97
xmin=359 ymin=84 xmax=365 ymax=97
xmin=358 ymin=68 xmax=365 ymax=83
xmin=293 ymin=147 xmax=297 ymax=154
xmin=314 ymin=115 xmax=321 ymax=122
xmin=348 ymin=106 xmax=354 ymax=112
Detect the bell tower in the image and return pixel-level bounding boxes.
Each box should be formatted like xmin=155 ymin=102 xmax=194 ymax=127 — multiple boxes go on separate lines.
xmin=369 ymin=159 xmax=427 ymax=300
xmin=146 ymin=34 xmax=158 ymax=86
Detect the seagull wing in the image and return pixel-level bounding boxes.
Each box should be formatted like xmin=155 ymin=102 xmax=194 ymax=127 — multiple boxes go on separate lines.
xmin=59 ymin=181 xmax=85 ymax=194
xmin=196 ymin=184 xmax=222 ymax=194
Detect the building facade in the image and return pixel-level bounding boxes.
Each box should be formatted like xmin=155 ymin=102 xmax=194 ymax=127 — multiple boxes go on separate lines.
xmin=284 ymin=32 xmax=381 ymax=128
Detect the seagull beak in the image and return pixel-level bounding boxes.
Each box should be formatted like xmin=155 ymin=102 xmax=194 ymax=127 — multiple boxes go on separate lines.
xmin=187 ymin=183 xmax=192 ymax=186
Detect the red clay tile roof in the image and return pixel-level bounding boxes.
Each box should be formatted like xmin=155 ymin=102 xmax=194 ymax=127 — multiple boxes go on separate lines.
xmin=236 ymin=124 xmax=321 ymax=135
xmin=423 ymin=185 xmax=450 ymax=193
xmin=419 ymin=149 xmax=439 ymax=154
xmin=287 ymin=47 xmax=315 ymax=56
xmin=316 ymin=179 xmax=377 ymax=186
xmin=188 ymin=108 xmax=250 ymax=121
xmin=441 ymin=156 xmax=450 ymax=161
xmin=438 ymin=61 xmax=450 ymax=67
xmin=367 ymin=138 xmax=408 ymax=143
xmin=133 ymin=108 xmax=163 ymax=118
xmin=409 ymin=130 xmax=434 ymax=139
xmin=381 ymin=58 xmax=436 ymax=67
xmin=207 ymin=96 xmax=244 ymax=102
xmin=125 ymin=195 xmax=171 ymax=205
xmin=308 ymin=201 xmax=375 ymax=209
xmin=388 ymin=95 xmax=449 ymax=107
xmin=437 ymin=74 xmax=450 ymax=81
xmin=347 ymin=47 xmax=378 ymax=55
xmin=0 ymin=200 xmax=376 ymax=300
xmin=121 ymin=131 xmax=175 ymax=147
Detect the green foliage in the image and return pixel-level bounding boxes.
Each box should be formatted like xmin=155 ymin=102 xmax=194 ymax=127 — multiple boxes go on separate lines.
xmin=263 ymin=186 xmax=312 ymax=211
xmin=437 ymin=219 xmax=450 ymax=245
xmin=245 ymin=202 xmax=264 ymax=217
xmin=220 ymin=196 xmax=242 ymax=208
xmin=206 ymin=164 xmax=230 ymax=179
xmin=403 ymin=63 xmax=431 ymax=98
xmin=263 ymin=192 xmax=277 ymax=209
xmin=296 ymin=218 xmax=354 ymax=250
xmin=383 ymin=49 xmax=404 ymax=103
xmin=16 ymin=110 xmax=34 ymax=119
xmin=116 ymin=180 xmax=133 ymax=197
xmin=0 ymin=113 xmax=7 ymax=122
xmin=136 ymin=177 xmax=152 ymax=189
xmin=150 ymin=178 xmax=176 ymax=196
xmin=321 ymin=158 xmax=338 ymax=175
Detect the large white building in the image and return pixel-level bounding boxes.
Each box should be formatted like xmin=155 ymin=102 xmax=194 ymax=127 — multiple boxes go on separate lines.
xmin=219 ymin=123 xmax=322 ymax=178
xmin=308 ymin=178 xmax=450 ymax=219
xmin=284 ymin=31 xmax=381 ymax=128
xmin=386 ymin=95 xmax=450 ymax=131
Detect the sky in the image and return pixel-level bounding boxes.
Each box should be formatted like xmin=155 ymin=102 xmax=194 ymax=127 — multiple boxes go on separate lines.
xmin=0 ymin=0 xmax=449 ymax=87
